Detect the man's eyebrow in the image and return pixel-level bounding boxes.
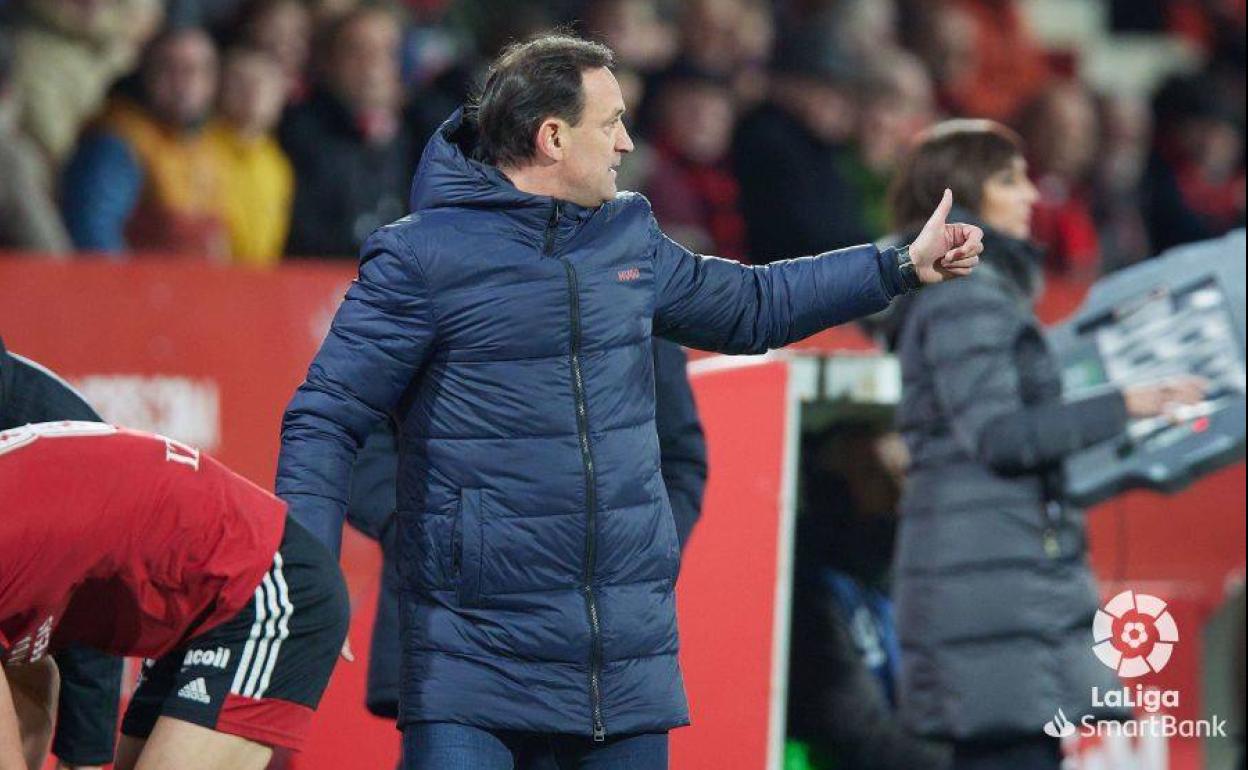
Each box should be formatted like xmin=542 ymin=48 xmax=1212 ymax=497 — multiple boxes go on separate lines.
xmin=607 ymin=107 xmax=625 ymax=122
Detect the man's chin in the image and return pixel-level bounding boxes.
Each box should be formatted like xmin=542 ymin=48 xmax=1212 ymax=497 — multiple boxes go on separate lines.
xmin=570 ymin=183 xmax=617 ymax=207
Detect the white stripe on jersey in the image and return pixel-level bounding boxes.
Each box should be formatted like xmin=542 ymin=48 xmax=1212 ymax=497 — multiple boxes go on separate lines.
xmin=255 ymin=553 xmax=295 ymax=698
xmin=230 ymin=574 xmax=269 ymax=695
xmin=243 ymin=571 xmax=281 ymax=697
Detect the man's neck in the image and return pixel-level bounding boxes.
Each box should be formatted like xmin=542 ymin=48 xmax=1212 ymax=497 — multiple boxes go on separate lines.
xmin=498 ymin=162 xmax=567 ymax=201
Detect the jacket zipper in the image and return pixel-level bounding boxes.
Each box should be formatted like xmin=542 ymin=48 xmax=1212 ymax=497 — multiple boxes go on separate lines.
xmin=1042 ymin=499 xmax=1062 ymax=559
xmin=546 ymin=202 xmax=607 ymax=742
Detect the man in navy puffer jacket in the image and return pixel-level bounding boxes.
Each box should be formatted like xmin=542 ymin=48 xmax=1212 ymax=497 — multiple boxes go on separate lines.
xmin=277 ymin=34 xmax=984 ymax=769
xmin=343 ymin=337 xmax=706 ymax=724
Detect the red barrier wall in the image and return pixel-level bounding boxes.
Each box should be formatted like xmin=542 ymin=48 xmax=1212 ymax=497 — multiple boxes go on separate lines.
xmin=3 ymin=257 xmax=1242 ymax=770
xmin=2 ymin=258 xmax=790 ymax=769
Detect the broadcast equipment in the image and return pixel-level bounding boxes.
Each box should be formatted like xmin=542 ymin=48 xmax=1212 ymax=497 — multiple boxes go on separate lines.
xmin=1052 ymin=230 xmax=1246 ymax=506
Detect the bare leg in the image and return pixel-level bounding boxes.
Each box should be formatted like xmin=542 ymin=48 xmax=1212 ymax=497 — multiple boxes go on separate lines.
xmin=112 ymin=734 xmax=145 ymax=770
xmin=122 ymin=717 xmax=272 ymax=770
xmin=3 ymin=658 xmax=59 ymax=770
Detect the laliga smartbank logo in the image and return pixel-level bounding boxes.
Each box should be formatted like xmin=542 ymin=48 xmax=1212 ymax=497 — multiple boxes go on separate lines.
xmin=1041 ymin=588 xmax=1228 ymax=741
xmin=1044 ymin=709 xmax=1077 ymax=738
xmin=1092 ymin=590 xmax=1178 ymax=677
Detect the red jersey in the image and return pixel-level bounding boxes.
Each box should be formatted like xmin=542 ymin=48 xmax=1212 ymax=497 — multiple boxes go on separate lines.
xmin=0 ymin=422 xmax=286 ymax=665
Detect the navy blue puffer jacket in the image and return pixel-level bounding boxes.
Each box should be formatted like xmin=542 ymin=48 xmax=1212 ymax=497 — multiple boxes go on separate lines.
xmin=276 ymin=111 xmax=906 ymax=738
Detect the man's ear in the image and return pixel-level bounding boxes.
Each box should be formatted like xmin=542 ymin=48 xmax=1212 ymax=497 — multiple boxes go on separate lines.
xmin=535 ymin=118 xmax=566 ymax=161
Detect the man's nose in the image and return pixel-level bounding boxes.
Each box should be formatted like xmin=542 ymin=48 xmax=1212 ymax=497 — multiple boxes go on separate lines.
xmin=617 ymin=124 xmax=635 ymax=154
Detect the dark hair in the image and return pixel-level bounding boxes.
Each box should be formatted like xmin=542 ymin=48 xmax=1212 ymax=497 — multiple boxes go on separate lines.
xmin=473 ymin=33 xmax=614 ymax=167
xmin=887 ymin=119 xmax=1024 ymax=232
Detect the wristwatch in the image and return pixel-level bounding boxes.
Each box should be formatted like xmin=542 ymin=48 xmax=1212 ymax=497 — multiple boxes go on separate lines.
xmin=895 ymin=243 xmax=923 ymax=293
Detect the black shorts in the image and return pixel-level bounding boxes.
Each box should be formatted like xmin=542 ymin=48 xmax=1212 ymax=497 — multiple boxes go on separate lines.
xmin=120 ymin=517 xmax=349 ymax=751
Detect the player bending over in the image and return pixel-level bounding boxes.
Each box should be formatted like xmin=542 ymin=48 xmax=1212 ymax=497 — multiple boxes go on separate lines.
xmin=0 ymin=421 xmax=349 ymax=770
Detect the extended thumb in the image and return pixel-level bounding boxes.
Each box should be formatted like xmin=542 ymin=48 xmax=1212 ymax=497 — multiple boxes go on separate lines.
xmin=925 ymin=188 xmax=953 ymax=230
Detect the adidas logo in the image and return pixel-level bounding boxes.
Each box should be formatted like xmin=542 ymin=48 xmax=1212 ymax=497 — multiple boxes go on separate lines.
xmin=177 ymin=677 xmax=212 ymax=704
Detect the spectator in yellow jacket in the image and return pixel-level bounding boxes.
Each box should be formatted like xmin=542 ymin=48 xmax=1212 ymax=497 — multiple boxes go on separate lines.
xmin=207 ymin=46 xmax=293 ymax=267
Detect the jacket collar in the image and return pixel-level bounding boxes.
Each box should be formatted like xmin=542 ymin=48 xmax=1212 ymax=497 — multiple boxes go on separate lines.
xmin=408 ymin=108 xmax=599 ymax=238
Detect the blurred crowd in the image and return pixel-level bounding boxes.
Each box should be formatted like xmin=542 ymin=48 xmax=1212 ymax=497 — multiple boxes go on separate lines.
xmin=0 ymin=0 xmax=1244 ymax=275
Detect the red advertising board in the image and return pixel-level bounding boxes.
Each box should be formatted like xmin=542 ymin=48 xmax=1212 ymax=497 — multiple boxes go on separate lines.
xmin=2 ymin=257 xmax=1242 ymax=769
xmin=2 ymin=258 xmax=792 ymax=769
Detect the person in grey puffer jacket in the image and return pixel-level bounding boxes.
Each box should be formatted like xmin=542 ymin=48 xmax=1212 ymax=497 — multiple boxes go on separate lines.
xmin=277 ymin=35 xmax=986 ymax=770
xmin=876 ymin=120 xmax=1205 ymax=770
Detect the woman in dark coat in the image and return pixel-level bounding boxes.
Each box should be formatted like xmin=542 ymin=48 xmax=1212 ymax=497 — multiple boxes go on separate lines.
xmin=879 ymin=121 xmax=1204 ymax=770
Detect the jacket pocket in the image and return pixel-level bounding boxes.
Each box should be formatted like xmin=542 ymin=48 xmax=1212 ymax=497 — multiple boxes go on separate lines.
xmin=453 ymin=488 xmax=485 ymax=605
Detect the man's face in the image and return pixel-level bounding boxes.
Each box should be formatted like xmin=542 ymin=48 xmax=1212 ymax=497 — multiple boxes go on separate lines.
xmin=219 ymin=50 xmax=286 ymax=135
xmin=145 ymin=30 xmax=218 ymax=129
xmin=248 ymin=0 xmax=311 ymax=81
xmin=557 ymin=67 xmax=635 ymax=206
xmin=1040 ymin=89 xmax=1099 ymax=180
xmin=801 ymin=80 xmax=856 ymax=144
xmin=661 ymin=82 xmax=733 ymax=165
xmin=327 ymin=11 xmax=400 ymax=115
